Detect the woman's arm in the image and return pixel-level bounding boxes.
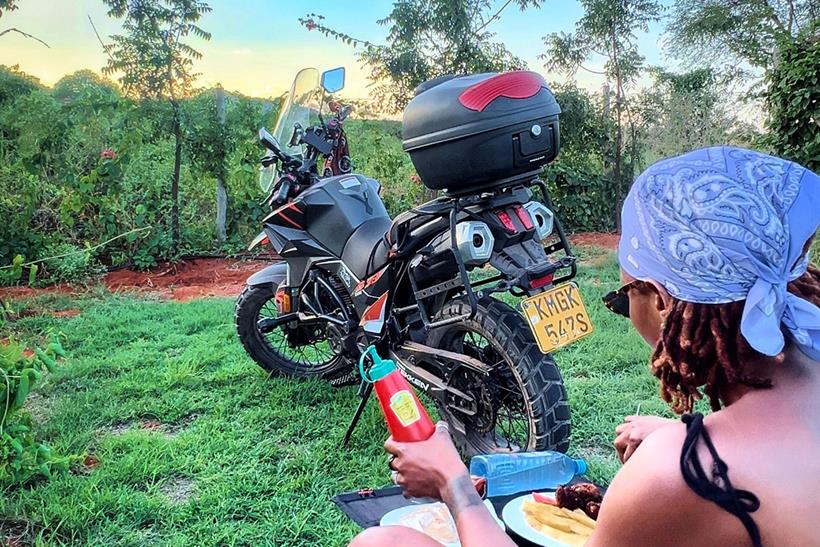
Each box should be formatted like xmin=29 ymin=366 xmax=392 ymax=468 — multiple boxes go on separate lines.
xmin=440 ymin=473 xmax=515 ymax=547
xmin=384 ymin=423 xmax=515 ymax=547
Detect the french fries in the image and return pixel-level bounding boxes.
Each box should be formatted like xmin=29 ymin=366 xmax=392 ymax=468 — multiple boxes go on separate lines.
xmin=522 ymin=498 xmax=596 ymax=546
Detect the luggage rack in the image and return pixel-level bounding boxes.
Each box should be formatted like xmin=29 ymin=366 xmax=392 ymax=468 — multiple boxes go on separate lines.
xmin=403 ymin=177 xmax=578 ymax=330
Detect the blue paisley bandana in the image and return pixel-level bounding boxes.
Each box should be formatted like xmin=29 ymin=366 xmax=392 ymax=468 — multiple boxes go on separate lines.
xmin=619 ymin=146 xmax=820 ymax=358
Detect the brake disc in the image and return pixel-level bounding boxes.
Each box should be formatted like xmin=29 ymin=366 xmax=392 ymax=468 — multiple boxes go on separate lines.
xmin=449 ymin=370 xmax=496 ymax=434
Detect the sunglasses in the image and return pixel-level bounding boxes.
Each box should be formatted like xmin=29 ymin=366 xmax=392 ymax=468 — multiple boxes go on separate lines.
xmin=602 ymin=280 xmax=644 ymax=318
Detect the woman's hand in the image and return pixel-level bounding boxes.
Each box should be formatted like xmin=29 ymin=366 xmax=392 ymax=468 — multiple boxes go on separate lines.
xmin=614 ymin=415 xmax=676 ymax=463
xmin=385 ymin=422 xmax=468 ymax=499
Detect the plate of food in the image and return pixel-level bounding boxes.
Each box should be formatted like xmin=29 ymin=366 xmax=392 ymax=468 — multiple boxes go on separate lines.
xmin=502 ymin=484 xmax=601 ymax=547
xmin=379 ymin=499 xmax=504 ymax=547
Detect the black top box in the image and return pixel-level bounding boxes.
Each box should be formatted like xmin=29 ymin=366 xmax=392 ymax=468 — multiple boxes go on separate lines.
xmin=402 ymin=71 xmax=561 ymax=194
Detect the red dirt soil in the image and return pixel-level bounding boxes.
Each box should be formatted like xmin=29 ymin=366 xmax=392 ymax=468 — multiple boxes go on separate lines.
xmin=104 ymin=258 xmax=273 ymax=301
xmin=569 ymin=232 xmax=619 ymax=249
xmin=0 ymin=258 xmax=275 ymax=302
xmin=0 ymin=283 xmax=77 ymax=300
xmin=0 ymin=234 xmax=617 ymax=303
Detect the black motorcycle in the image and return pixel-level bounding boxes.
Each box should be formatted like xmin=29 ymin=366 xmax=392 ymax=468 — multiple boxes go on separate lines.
xmin=236 ymin=67 xmax=594 ymax=456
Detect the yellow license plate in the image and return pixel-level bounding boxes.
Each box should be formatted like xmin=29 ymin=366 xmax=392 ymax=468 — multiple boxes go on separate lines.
xmin=520 ymin=282 xmax=594 ymax=353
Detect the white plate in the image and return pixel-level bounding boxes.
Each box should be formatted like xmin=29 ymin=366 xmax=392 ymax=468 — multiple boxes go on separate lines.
xmin=380 ymin=500 xmax=504 ymax=547
xmin=502 ymin=492 xmax=576 ymax=547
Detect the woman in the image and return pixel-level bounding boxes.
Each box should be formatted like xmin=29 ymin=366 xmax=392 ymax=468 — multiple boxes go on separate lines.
xmin=349 ymin=146 xmax=820 ymax=547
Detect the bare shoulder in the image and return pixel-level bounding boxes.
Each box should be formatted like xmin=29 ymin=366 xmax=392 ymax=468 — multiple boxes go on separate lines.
xmin=587 ymin=422 xmax=727 ymax=547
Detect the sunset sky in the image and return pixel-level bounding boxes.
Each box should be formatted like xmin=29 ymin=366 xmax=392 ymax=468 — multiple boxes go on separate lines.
xmin=0 ymin=0 xmax=668 ymax=99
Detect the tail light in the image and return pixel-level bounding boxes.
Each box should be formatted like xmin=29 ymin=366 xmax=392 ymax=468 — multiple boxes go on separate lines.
xmin=495 ymin=210 xmax=517 ymax=233
xmin=455 ymin=221 xmax=494 ymax=266
xmin=523 ymin=202 xmax=554 ymax=240
xmin=529 ymin=272 xmax=554 ymax=289
xmin=513 ymin=205 xmax=534 ymax=230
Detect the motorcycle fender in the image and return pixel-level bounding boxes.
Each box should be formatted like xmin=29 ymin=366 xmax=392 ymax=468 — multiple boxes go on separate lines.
xmin=246 ymin=262 xmax=288 ymax=288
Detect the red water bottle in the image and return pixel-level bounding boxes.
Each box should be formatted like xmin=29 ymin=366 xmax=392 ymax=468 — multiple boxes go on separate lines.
xmin=359 ymin=345 xmax=435 ymax=442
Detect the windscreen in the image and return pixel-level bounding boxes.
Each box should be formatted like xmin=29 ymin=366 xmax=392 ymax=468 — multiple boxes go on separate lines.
xmin=272 ymin=68 xmax=322 ymax=158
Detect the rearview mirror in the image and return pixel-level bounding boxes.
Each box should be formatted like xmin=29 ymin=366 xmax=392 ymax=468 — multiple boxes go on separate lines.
xmin=321 ymin=67 xmax=345 ymax=94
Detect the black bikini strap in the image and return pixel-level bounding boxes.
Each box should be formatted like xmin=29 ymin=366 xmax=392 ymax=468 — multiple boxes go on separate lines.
xmin=680 ymin=413 xmax=763 ymax=547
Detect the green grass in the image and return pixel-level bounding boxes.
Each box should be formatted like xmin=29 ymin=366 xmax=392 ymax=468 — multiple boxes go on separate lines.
xmin=1 ymin=249 xmax=663 ymax=546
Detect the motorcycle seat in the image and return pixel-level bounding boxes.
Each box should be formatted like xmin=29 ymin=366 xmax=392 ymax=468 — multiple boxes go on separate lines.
xmin=341 ymin=216 xmax=393 ymax=280
xmin=343 ymin=209 xmax=451 ymax=281
xmin=388 ymin=210 xmax=449 ymax=253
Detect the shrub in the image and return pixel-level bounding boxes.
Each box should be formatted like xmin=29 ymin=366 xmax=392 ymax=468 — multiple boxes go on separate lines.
xmin=37 ymin=242 xmax=104 ymax=285
xmin=0 ymin=163 xmax=47 ymax=266
xmin=0 ymin=338 xmax=68 ymax=488
xmin=764 ymin=26 xmax=820 ymax=172
xmin=542 ymin=158 xmax=615 ymax=233
xmin=345 ymin=120 xmax=421 ymax=215
xmin=0 ymin=64 xmax=40 ymax=107
xmin=0 ymin=64 xmax=645 ymax=282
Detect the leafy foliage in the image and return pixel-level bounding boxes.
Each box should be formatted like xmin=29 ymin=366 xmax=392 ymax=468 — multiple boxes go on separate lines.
xmin=301 ymin=0 xmax=542 ymax=112
xmin=543 ymin=0 xmax=661 ymax=84
xmin=636 ymin=68 xmax=745 ymax=165
xmin=344 ymin=119 xmax=422 ymax=213
xmin=0 ymin=59 xmax=640 ymax=281
xmin=102 ymin=0 xmax=212 ymax=101
xmin=0 ymin=66 xmax=263 ymax=276
xmin=541 ymin=83 xmax=616 ymax=232
xmin=0 ymin=64 xmax=40 ymax=106
xmin=667 ymin=0 xmax=819 ymax=70
xmin=763 ymin=26 xmax=820 ymax=171
xmin=102 ymin=0 xmax=212 ymax=252
xmin=0 ymin=0 xmax=19 ymax=13
xmin=542 ymin=0 xmax=662 ymax=229
xmin=0 ymin=337 xmax=68 ymax=488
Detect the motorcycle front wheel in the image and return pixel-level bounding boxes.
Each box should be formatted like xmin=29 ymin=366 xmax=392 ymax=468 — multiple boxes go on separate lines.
xmin=235 ymin=283 xmax=350 ymax=379
xmin=426 ymin=296 xmax=571 ymax=457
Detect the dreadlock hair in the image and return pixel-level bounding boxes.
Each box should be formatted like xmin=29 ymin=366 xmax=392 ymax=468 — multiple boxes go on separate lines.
xmin=649 ymin=264 xmax=820 ymax=414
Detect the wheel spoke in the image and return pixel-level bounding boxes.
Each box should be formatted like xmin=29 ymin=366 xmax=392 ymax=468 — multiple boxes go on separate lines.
xmin=254 ymin=276 xmax=346 ymax=372
xmin=438 ymin=327 xmax=531 ymax=454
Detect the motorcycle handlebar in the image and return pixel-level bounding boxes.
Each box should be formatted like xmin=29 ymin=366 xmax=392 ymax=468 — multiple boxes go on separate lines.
xmin=258 ymin=127 xmax=296 ymax=165
xmin=273 ymin=177 xmax=291 ymax=205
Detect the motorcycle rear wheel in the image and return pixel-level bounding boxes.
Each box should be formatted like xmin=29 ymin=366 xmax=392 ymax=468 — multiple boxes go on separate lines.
xmin=235 ymin=283 xmax=350 ymax=379
xmin=426 ymin=296 xmax=571 ymax=457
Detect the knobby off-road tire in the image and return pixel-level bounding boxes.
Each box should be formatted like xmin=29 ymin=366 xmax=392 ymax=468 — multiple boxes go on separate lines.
xmin=426 ymin=296 xmax=571 ymax=457
xmin=235 ymin=284 xmax=349 ymax=379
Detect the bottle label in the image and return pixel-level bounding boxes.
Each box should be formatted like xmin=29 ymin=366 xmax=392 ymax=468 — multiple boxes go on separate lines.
xmin=389 ymin=390 xmax=421 ymax=427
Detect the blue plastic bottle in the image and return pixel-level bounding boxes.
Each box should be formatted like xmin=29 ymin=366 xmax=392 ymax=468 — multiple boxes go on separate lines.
xmin=469 ymin=451 xmax=588 ymax=497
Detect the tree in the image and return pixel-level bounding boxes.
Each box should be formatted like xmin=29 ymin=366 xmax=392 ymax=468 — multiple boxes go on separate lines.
xmin=667 ymin=1 xmax=818 ymax=171
xmin=101 ymin=0 xmax=211 ymax=252
xmin=184 ymin=86 xmax=230 ymax=244
xmin=300 ymin=0 xmax=542 ymax=113
xmin=636 ymin=68 xmax=740 ymax=164
xmin=667 ymin=0 xmax=820 ymax=71
xmin=542 ymin=0 xmax=661 ymax=230
xmin=763 ymin=25 xmax=820 ymax=171
xmin=0 ymin=0 xmax=50 ymax=47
